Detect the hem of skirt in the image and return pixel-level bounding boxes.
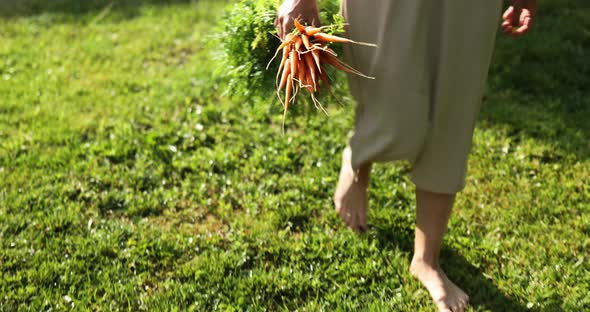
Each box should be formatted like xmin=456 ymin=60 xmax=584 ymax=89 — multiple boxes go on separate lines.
xmin=409 ymin=172 xmax=465 ymax=195
xmin=350 ymin=150 xmax=416 ymax=172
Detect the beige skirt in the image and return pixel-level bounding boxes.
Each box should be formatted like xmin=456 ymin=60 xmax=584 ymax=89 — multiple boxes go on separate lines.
xmin=341 ymin=0 xmax=503 ymax=194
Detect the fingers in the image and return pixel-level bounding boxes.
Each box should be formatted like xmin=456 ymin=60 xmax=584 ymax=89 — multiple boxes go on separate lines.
xmin=456 ymin=300 xmax=466 ymax=312
xmin=501 ymin=6 xmax=516 ymax=35
xmin=514 ymin=8 xmax=533 ymax=35
xmin=347 ymin=209 xmax=358 ymax=232
xmin=275 ymin=17 xmax=294 ymax=40
xmin=274 ymin=17 xmax=282 ymax=38
xmin=358 ymin=201 xmax=367 ymax=233
xmin=502 ymin=5 xmax=514 ymax=21
xmin=283 ymin=18 xmax=292 ymax=39
xmin=459 ymin=298 xmax=468 ymax=311
xmin=501 ymin=6 xmax=534 ymax=37
xmin=274 ymin=16 xmax=294 ymax=40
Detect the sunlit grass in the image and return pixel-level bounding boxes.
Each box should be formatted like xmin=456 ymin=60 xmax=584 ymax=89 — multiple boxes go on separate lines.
xmin=1 ymin=0 xmax=588 ymax=311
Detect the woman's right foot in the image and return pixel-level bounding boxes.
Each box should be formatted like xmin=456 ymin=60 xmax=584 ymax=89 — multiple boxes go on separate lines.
xmin=410 ymin=258 xmax=470 ymax=312
xmin=333 ymin=147 xmax=371 ymax=233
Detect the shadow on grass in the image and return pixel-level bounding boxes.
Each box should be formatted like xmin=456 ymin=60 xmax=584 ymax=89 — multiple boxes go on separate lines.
xmin=371 ymin=224 xmax=531 ymax=312
xmin=0 ymin=0 xmax=209 ymax=19
xmin=441 ymin=249 xmax=531 ymax=312
xmin=481 ymin=0 xmax=590 ymax=160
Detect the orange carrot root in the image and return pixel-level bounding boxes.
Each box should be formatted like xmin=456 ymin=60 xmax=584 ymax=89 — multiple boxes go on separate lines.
xmin=311 ymin=49 xmax=322 ymax=74
xmin=322 ymin=53 xmax=375 ymax=79
xmin=298 ymin=58 xmax=306 ymax=88
xmin=285 ymin=74 xmax=293 ymax=108
xmin=275 ymin=45 xmax=290 ymax=87
xmin=304 ymin=27 xmax=322 ymax=36
xmin=267 ymin=35 xmax=295 ymax=70
xmin=278 ymin=58 xmax=292 ymax=92
xmin=290 ymin=48 xmax=297 ymax=80
xmin=294 ymin=19 xmax=307 ymax=34
xmin=301 ymin=33 xmax=312 ymax=51
xmin=303 ymin=53 xmax=318 ymax=91
xmin=312 ymin=32 xmax=378 ymax=47
xmin=294 ymin=36 xmax=303 ymax=58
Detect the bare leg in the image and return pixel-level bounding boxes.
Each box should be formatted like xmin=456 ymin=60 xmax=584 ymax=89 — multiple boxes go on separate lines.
xmin=410 ymin=188 xmax=469 ymax=312
xmin=333 ymin=146 xmax=371 ymax=233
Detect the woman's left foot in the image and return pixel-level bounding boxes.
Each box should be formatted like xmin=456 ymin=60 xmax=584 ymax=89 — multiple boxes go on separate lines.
xmin=333 ymin=147 xmax=371 ymax=233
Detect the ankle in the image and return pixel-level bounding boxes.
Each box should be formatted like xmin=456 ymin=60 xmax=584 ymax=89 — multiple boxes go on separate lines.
xmin=410 ymin=255 xmax=439 ymax=269
xmin=355 ymin=163 xmax=372 ymax=181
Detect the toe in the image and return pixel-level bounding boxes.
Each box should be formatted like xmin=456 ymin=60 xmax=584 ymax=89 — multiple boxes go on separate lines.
xmin=340 ymin=208 xmax=353 ymax=228
xmin=434 ymin=299 xmax=451 ymax=312
xmin=460 ymin=298 xmax=469 ymax=311
xmin=341 ymin=210 xmax=350 ymax=225
xmin=358 ymin=205 xmax=367 ymax=230
xmin=347 ymin=210 xmax=358 ymax=231
xmin=333 ymin=195 xmax=342 ymax=213
xmin=436 ymin=304 xmax=452 ymax=312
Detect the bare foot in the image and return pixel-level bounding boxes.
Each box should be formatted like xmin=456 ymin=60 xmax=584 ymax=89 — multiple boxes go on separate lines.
xmin=333 ymin=146 xmax=371 ymax=233
xmin=410 ymin=258 xmax=470 ymax=312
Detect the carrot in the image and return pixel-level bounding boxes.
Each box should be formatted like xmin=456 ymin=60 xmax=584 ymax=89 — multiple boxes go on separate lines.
xmin=319 ymin=65 xmax=332 ymax=93
xmin=278 ymin=58 xmax=292 ymax=92
xmin=284 ymin=32 xmax=295 ymax=42
xmin=311 ymin=32 xmax=349 ymax=43
xmin=302 ymin=43 xmax=337 ymax=57
xmin=304 ymin=26 xmax=323 ymax=36
xmin=285 ymin=73 xmax=294 ymax=105
xmin=321 ymin=45 xmax=338 ymax=56
xmin=266 ymin=34 xmax=295 ymax=70
xmin=303 ymin=71 xmax=314 ymax=93
xmin=306 ymin=73 xmax=328 ymax=115
xmin=319 ymin=65 xmax=344 ymax=107
xmin=283 ymin=73 xmax=293 ymax=130
xmin=294 ymin=19 xmax=307 ymax=35
xmin=303 ymin=53 xmax=318 ymax=91
xmin=290 ymin=48 xmax=298 ymax=80
xmin=301 ymin=33 xmax=312 ymax=51
xmin=322 ymin=53 xmax=375 ymax=79
xmin=312 ymin=32 xmax=377 ymax=47
xmin=275 ymin=45 xmax=291 ymax=86
xmin=311 ymin=49 xmax=322 ymax=73
xmin=304 ymin=73 xmax=317 ymax=97
xmin=303 ymin=25 xmax=336 ymax=36
xmin=294 ymin=36 xmax=303 ymax=57
xmin=297 ymin=58 xmax=306 ymax=88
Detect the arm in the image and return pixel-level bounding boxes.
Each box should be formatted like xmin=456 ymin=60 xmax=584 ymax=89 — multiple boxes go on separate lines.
xmin=502 ymin=0 xmax=538 ymax=37
xmin=274 ymin=0 xmax=320 ymax=39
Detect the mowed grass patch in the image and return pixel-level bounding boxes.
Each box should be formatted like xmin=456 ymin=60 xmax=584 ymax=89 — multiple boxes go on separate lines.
xmin=1 ymin=0 xmax=589 ymax=311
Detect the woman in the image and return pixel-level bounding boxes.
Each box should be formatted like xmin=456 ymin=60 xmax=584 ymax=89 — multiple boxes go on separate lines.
xmin=275 ymin=0 xmax=536 ymax=311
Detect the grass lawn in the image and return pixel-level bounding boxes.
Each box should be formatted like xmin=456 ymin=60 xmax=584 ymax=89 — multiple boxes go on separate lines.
xmin=1 ymin=0 xmax=589 ymax=310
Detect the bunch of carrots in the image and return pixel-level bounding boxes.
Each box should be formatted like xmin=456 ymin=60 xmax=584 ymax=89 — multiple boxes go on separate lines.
xmin=267 ymin=19 xmax=376 ymax=124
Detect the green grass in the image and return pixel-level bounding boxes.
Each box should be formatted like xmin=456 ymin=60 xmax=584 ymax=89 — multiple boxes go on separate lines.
xmin=1 ymin=0 xmax=589 ymax=311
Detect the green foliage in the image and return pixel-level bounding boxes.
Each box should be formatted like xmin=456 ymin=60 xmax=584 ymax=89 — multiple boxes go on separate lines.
xmin=214 ymin=0 xmax=342 ymax=99
xmin=1 ymin=0 xmax=590 ymax=311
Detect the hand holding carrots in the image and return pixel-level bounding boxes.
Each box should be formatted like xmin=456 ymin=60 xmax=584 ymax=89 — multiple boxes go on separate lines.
xmin=268 ymin=19 xmax=376 ymax=128
xmin=274 ymin=0 xmax=321 ymax=39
